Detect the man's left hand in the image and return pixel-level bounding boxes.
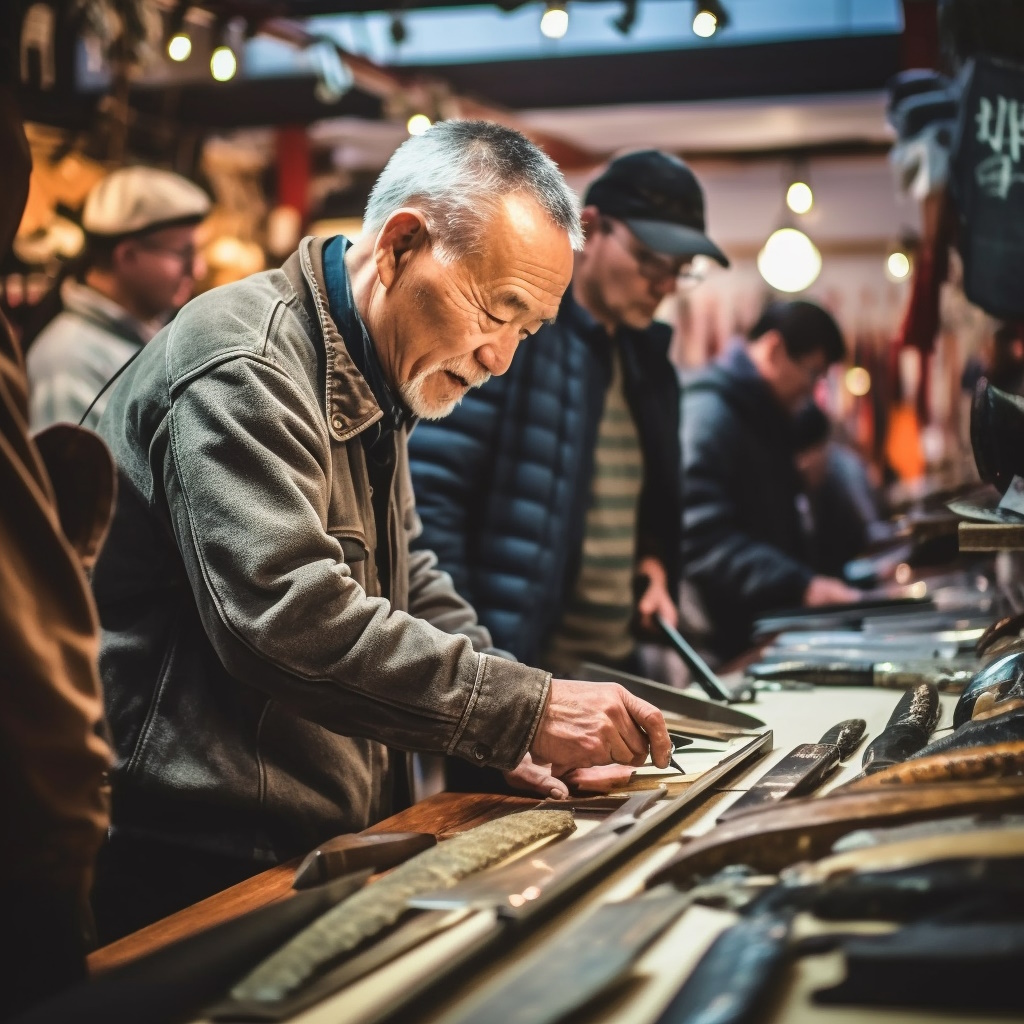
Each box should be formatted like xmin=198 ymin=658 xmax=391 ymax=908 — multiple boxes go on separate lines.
xmin=502 ymin=755 xmax=639 ymax=798
xmin=503 ymin=754 xmax=569 ymax=799
xmin=636 ymin=557 xmax=678 ymax=630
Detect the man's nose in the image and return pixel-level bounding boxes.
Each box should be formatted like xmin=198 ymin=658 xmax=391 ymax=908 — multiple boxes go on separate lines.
xmin=476 ymin=333 xmax=518 ymax=377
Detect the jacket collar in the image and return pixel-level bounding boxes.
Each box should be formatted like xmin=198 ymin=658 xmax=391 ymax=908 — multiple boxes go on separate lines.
xmin=294 ymin=235 xmax=383 ymax=444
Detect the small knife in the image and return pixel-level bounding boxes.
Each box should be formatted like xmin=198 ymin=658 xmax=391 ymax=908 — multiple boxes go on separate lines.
xmin=716 ymin=719 xmax=866 ymax=823
xmin=292 ymin=831 xmax=437 ymax=890
xmin=860 ymin=682 xmax=940 ymax=776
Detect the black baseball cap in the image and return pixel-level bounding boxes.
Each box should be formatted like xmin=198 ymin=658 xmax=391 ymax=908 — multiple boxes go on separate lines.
xmin=584 ymin=150 xmax=729 ymax=267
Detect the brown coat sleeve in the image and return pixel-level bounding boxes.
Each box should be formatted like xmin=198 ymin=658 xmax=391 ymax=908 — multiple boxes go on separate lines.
xmin=0 ymin=313 xmax=112 ymax=897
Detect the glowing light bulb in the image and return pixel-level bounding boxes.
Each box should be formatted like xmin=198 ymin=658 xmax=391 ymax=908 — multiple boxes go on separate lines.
xmin=757 ymin=228 xmax=822 ymax=293
xmin=786 ymin=181 xmax=813 ymax=214
xmin=887 ymin=251 xmax=911 ymax=279
xmin=540 ymin=4 xmax=569 ymax=39
xmin=167 ymin=33 xmax=192 ymax=62
xmin=407 ymin=113 xmax=432 ymax=136
xmin=210 ymin=45 xmax=237 ymax=82
xmin=845 ymin=366 xmax=871 ymax=397
xmin=692 ymin=11 xmax=717 ymax=37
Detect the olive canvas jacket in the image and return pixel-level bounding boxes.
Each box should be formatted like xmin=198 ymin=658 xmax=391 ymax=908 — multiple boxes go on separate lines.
xmin=92 ymin=236 xmax=550 ymax=866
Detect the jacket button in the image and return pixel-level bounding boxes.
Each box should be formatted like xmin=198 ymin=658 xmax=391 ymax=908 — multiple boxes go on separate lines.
xmin=472 ymin=743 xmax=491 ymax=761
xmin=332 ymin=416 xmax=343 ymax=431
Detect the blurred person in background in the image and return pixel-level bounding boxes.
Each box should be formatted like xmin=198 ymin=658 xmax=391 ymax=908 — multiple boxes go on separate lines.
xmin=409 ymin=151 xmax=729 ymax=690
xmin=792 ymin=401 xmax=882 ymax=578
xmin=0 ymin=32 xmax=113 ymax=1017
xmin=680 ymin=300 xmax=859 ymax=663
xmin=27 ymin=166 xmax=209 ymax=430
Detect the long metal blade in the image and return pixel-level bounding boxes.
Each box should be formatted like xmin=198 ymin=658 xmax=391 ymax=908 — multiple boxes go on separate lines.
xmin=579 ymin=662 xmax=765 ymax=728
xmin=410 ymin=731 xmax=773 ymax=916
xmin=716 ymin=743 xmax=841 ymax=823
xmin=656 ymin=614 xmax=743 ymax=703
xmin=442 ymin=888 xmax=693 ymax=1024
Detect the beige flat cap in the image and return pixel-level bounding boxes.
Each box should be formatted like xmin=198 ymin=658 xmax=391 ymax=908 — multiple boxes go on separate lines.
xmin=83 ymin=166 xmax=211 ymax=237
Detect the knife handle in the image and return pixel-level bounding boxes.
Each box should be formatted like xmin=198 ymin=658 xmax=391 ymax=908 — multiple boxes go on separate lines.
xmin=655 ymin=909 xmax=795 ymax=1024
xmin=292 ymin=831 xmax=435 ymax=889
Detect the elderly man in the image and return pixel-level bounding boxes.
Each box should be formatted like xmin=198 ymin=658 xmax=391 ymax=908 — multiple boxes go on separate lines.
xmin=680 ymin=300 xmax=859 ymax=662
xmin=408 ymin=151 xmax=728 ymax=681
xmin=90 ymin=121 xmax=671 ymax=941
xmin=27 ymin=165 xmax=209 ymax=429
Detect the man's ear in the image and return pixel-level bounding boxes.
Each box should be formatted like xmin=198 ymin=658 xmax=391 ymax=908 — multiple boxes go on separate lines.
xmin=763 ymin=329 xmax=787 ymax=365
xmin=374 ymin=209 xmax=428 ymax=289
xmin=111 ymin=238 xmax=137 ymax=273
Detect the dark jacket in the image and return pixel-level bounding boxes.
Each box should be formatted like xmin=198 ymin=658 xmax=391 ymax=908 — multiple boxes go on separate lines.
xmin=91 ymin=236 xmax=550 ymax=867
xmin=681 ymin=344 xmax=814 ymax=661
xmin=408 ymin=290 xmax=681 ymax=665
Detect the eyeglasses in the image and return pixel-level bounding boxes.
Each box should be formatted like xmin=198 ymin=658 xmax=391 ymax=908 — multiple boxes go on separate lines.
xmin=136 ymin=240 xmax=198 ymax=267
xmin=603 ymin=218 xmax=705 ymax=289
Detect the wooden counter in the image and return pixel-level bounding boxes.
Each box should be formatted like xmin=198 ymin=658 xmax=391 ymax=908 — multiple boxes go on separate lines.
xmin=88 ymin=683 xmax=1008 ymax=1024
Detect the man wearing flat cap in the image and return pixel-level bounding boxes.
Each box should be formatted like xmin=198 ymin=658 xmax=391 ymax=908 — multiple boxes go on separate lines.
xmin=89 ymin=122 xmax=672 ymax=940
xmin=409 ymin=150 xmax=728 ymax=704
xmin=28 ymin=166 xmax=209 ymax=430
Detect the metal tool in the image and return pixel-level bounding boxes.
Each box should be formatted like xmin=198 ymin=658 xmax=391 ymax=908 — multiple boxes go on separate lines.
xmin=655 ymin=614 xmax=753 ymax=702
xmin=292 ymin=831 xmax=436 ymax=890
xmin=716 ymin=719 xmax=866 ymax=822
xmin=579 ymin=661 xmax=765 ymax=729
xmin=440 ymin=887 xmax=693 ymax=1024
xmin=410 ymin=732 xmax=773 ymax=916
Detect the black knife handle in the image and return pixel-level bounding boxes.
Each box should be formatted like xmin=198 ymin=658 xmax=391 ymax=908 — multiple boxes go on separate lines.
xmin=655 ymin=909 xmax=795 ymax=1024
xmin=862 ymin=684 xmax=939 ymax=774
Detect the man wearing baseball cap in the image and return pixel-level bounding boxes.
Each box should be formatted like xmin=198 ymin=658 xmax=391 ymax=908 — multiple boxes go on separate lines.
xmin=28 ymin=166 xmax=209 ymax=430
xmin=409 ymin=150 xmax=728 ymax=726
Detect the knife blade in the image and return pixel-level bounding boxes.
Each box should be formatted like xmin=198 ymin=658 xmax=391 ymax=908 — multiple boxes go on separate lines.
xmin=579 ymin=661 xmax=765 ymax=729
xmin=746 ymin=659 xmax=975 ymax=692
xmin=860 ymin=683 xmax=940 ymax=776
xmin=441 ymin=887 xmax=693 ymax=1024
xmin=716 ymin=719 xmax=866 ymax=823
xmin=292 ymin=831 xmax=437 ymax=889
xmin=409 ymin=731 xmax=773 ymax=917
xmin=655 ymin=614 xmax=751 ymax=703
xmin=408 ymin=788 xmax=666 ymax=915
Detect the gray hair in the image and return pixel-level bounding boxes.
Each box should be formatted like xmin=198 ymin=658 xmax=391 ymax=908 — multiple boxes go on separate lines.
xmin=363 ymin=120 xmax=584 ymax=263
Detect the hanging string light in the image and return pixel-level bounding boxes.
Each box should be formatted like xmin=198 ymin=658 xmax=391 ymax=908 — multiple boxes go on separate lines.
xmin=540 ymin=3 xmax=569 ymax=40
xmin=786 ymin=180 xmax=813 ymax=214
xmin=757 ymin=228 xmax=822 ymax=293
xmin=693 ymin=1 xmax=729 ymax=38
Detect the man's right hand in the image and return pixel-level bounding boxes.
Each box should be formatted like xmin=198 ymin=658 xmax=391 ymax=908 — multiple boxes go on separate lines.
xmin=804 ymin=576 xmax=861 ymax=607
xmin=529 ymin=679 xmax=672 ymax=777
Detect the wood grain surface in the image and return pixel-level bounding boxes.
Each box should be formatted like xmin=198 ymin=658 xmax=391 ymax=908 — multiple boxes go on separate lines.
xmin=87 ymin=792 xmax=532 ymax=974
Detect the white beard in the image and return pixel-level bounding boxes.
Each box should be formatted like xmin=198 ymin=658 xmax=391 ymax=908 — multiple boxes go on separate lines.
xmin=399 ymin=358 xmax=490 ymax=420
